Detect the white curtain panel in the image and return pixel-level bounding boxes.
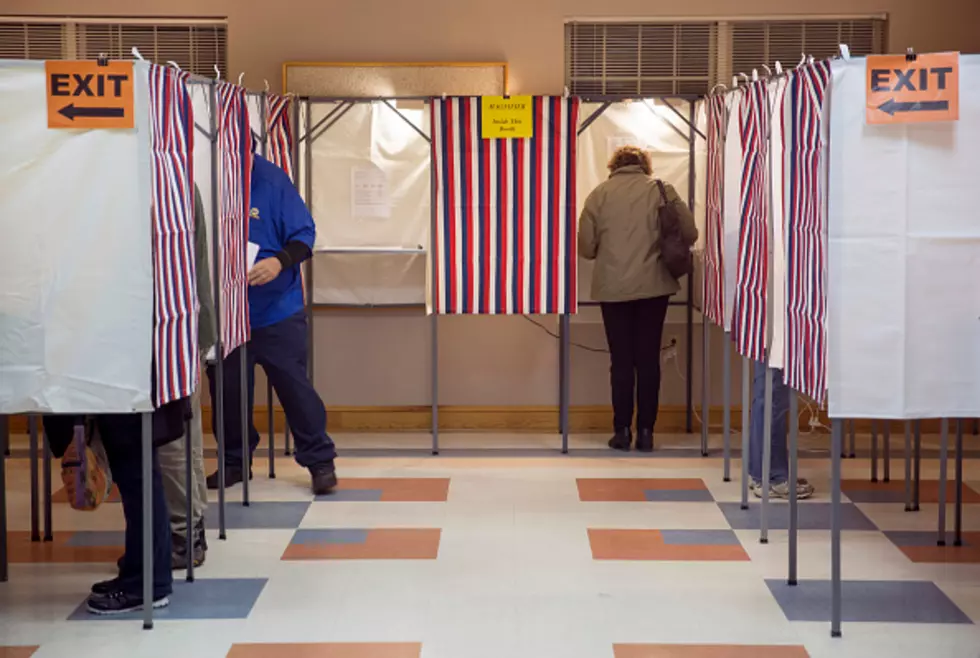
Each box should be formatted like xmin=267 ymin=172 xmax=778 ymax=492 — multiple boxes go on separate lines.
xmin=0 ymin=61 xmax=153 ymax=413
xmin=828 ymin=55 xmax=980 ymax=419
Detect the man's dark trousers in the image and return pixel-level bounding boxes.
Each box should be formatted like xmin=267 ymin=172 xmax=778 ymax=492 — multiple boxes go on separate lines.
xmin=208 ymin=311 xmax=336 ymax=469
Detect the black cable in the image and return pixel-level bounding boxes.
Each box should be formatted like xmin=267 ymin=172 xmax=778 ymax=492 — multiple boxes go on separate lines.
xmin=521 ymin=315 xmax=677 ymax=355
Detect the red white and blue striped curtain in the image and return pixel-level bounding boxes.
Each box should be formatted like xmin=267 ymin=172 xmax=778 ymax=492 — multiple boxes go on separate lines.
xmin=266 ymin=94 xmax=294 ymax=180
xmin=732 ymin=81 xmax=770 ymax=362
xmin=148 ymin=64 xmax=199 ymax=406
xmin=216 ymin=81 xmax=254 ymax=356
xmin=430 ymin=97 xmax=579 ymax=315
xmin=702 ymin=95 xmax=727 ymax=328
xmin=784 ymin=61 xmax=832 ymax=403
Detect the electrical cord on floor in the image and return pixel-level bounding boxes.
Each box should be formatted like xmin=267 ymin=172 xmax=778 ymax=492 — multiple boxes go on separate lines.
xmin=521 ymin=315 xmax=677 ymax=355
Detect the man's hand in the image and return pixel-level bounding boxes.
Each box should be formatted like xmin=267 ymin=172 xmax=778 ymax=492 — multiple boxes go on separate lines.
xmin=248 ymin=257 xmax=283 ymax=286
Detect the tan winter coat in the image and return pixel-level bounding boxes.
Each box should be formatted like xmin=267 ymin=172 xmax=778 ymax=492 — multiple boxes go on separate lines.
xmin=578 ymin=165 xmax=698 ymax=303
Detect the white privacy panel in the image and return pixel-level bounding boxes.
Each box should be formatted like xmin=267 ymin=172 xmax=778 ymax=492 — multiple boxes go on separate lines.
xmin=0 ymin=61 xmax=154 ymax=413
xmin=828 ymin=55 xmax=980 ymax=419
xmin=303 ymin=101 xmax=430 ymax=305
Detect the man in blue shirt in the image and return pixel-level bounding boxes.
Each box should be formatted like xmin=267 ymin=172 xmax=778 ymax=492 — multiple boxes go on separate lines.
xmin=206 ymin=155 xmax=337 ymax=495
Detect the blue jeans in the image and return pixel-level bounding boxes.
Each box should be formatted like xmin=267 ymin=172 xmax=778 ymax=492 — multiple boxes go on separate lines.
xmin=749 ymin=362 xmax=789 ymax=484
xmin=208 ymin=311 xmax=336 ymax=469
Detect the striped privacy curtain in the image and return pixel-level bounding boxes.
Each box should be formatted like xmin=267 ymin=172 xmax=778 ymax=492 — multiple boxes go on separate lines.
xmin=148 ymin=64 xmax=199 ymax=405
xmin=430 ymin=96 xmax=579 ymax=315
xmin=215 ymin=81 xmax=253 ymax=356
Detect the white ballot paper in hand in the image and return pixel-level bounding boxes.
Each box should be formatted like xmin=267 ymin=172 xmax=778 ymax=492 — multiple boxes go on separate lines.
xmin=247 ymin=242 xmax=261 ymax=270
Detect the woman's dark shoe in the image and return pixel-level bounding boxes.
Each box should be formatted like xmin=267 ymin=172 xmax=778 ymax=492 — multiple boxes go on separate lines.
xmin=608 ymin=428 xmax=633 ymax=452
xmin=635 ymin=429 xmax=654 ymax=453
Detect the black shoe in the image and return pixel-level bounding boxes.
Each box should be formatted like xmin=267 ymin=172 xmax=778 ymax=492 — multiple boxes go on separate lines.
xmin=116 ymin=554 xmax=124 ymax=571
xmin=608 ymin=429 xmax=633 ymax=452
xmin=195 ymin=519 xmax=208 ymax=552
xmin=310 ymin=461 xmax=338 ymax=495
xmin=91 ymin=577 xmax=121 ymax=596
xmin=171 ymin=533 xmax=206 ymax=570
xmin=86 ymin=589 xmax=170 ymax=616
xmin=635 ymin=429 xmax=654 ymax=453
xmin=206 ymin=466 xmax=252 ymax=490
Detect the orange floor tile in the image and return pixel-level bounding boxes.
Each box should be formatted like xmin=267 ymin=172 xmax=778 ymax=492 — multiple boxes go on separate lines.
xmin=588 ymin=529 xmax=750 ymax=562
xmin=281 ymin=529 xmax=442 ymax=560
xmin=227 ymin=643 xmax=422 ymax=658
xmin=578 ymin=478 xmax=708 ymax=502
xmin=5 ymin=531 xmax=121 ymax=564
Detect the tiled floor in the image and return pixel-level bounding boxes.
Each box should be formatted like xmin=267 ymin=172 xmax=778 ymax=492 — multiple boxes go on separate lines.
xmin=1 ymin=431 xmax=979 ymax=657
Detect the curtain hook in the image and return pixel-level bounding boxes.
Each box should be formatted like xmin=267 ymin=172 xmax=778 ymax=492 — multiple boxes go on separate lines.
xmin=131 ymin=47 xmax=145 ymax=61
xmin=214 ymin=65 xmax=222 ymax=81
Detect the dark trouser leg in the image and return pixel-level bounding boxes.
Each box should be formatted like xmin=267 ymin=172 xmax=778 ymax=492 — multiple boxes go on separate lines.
xmin=252 ymin=312 xmax=336 ymax=467
xmin=207 ymin=345 xmax=260 ymax=469
xmin=601 ymin=301 xmax=637 ymax=432
xmin=99 ymin=415 xmax=172 ymax=599
xmin=634 ymin=296 xmax=670 ymax=432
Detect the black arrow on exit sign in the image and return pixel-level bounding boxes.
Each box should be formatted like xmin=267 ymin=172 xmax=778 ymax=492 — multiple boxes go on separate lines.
xmin=57 ymin=104 xmax=126 ymax=121
xmin=877 ymin=99 xmax=950 ymax=116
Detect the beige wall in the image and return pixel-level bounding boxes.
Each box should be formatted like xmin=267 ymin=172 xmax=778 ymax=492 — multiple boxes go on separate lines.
xmin=7 ymin=0 xmax=979 ymax=415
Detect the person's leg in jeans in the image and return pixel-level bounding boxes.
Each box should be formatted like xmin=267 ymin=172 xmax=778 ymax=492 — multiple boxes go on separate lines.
xmin=158 ymin=388 xmax=208 ymax=567
xmin=634 ymin=296 xmax=670 ymax=451
xmin=88 ymin=414 xmax=172 ymax=613
xmin=600 ymin=300 xmax=637 ymax=450
xmin=206 ymin=344 xmax=260 ymax=487
xmin=251 ymin=312 xmax=337 ymax=493
xmin=748 ymin=363 xmax=808 ymax=498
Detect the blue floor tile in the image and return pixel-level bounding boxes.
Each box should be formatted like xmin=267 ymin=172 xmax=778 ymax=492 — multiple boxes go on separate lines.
xmin=68 ymin=578 xmax=268 ymax=621
xmin=717 ymin=502 xmax=878 ymax=531
xmin=660 ymin=529 xmax=741 ymax=546
xmin=292 ymin=529 xmax=369 ymax=545
xmin=644 ymin=489 xmax=715 ymax=502
xmin=315 ymin=489 xmax=383 ymax=502
xmin=223 ymin=502 xmax=311 ymax=529
xmin=66 ymin=531 xmax=126 ymax=547
xmin=766 ymin=579 xmax=973 ymax=624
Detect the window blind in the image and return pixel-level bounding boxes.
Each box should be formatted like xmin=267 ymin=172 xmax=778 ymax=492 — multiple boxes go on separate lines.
xmin=566 ymin=17 xmax=886 ymax=96
xmin=565 ymin=21 xmax=717 ymax=96
xmin=0 ymin=17 xmax=228 ymax=78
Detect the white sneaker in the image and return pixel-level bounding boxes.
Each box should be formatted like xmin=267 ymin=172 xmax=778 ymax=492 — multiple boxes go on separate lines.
xmin=752 ymin=478 xmax=814 ymax=500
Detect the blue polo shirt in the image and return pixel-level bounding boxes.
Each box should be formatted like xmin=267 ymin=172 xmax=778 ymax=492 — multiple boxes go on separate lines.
xmin=248 ymin=155 xmax=315 ymax=330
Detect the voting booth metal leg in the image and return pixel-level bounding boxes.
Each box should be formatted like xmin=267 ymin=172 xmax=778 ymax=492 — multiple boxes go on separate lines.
xmin=883 ymin=423 xmax=891 ymax=482
xmin=284 ymin=424 xmax=292 ymax=457
xmin=184 ymin=415 xmax=195 ymax=583
xmin=830 ymin=418 xmax=843 ymax=638
xmin=0 ymin=416 xmax=7 ymax=583
xmin=760 ymin=366 xmax=773 ymax=544
xmin=788 ymin=393 xmax=799 ymax=586
xmin=937 ymin=418 xmax=949 ymax=546
xmin=913 ymin=420 xmax=922 ymax=511
xmin=42 ymin=434 xmax=52 ymax=542
xmin=870 ymin=420 xmax=879 ymax=482
xmin=848 ymin=419 xmax=856 ymax=459
xmin=701 ymin=322 xmax=710 ymax=457
xmin=955 ymin=419 xmax=964 ymax=546
xmin=431 ymin=312 xmax=440 ymax=455
xmin=267 ymin=379 xmax=276 ymax=479
xmin=208 ymin=79 xmax=227 ymax=541
xmin=560 ymin=313 xmax=571 ymax=454
xmin=240 ymin=348 xmax=250 ymax=507
xmin=722 ymin=335 xmax=732 ymax=482
xmin=904 ymin=421 xmax=913 ymax=512
xmin=141 ymin=413 xmax=154 ymax=630
xmin=558 ymin=315 xmax=566 ymax=438
xmin=740 ymin=358 xmax=751 ymax=510
xmin=29 ymin=416 xmax=40 ymax=542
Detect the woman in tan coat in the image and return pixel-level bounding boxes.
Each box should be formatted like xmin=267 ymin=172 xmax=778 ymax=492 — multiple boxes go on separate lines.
xmin=578 ymin=146 xmax=698 ymax=452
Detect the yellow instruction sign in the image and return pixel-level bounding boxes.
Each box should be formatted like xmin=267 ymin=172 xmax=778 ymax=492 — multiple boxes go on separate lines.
xmin=481 ymin=96 xmax=533 ymax=139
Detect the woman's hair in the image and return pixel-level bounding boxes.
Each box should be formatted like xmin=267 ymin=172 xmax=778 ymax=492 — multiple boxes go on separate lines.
xmin=607 ymin=145 xmax=652 ymax=175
